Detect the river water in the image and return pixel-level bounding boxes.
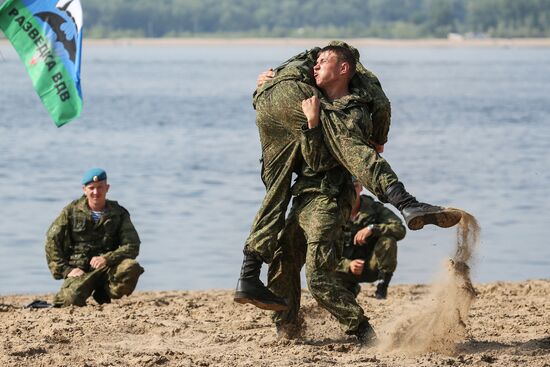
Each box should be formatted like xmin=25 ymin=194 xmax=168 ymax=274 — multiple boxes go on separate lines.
xmin=0 ymin=42 xmax=549 ymax=294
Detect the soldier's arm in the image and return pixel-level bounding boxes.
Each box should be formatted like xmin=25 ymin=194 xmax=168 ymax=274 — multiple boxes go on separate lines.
xmin=319 ymin=107 xmax=399 ymax=201
xmin=360 ymin=70 xmax=391 ymax=145
xmin=102 ymin=210 xmax=140 ymax=266
xmin=45 ymin=208 xmax=72 ymax=280
xmin=299 ymin=95 xmax=340 ymax=172
xmin=335 ymin=257 xmax=353 ymax=274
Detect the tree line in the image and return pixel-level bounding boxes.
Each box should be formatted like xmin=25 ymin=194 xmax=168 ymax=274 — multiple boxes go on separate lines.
xmin=7 ymin=0 xmax=550 ymax=38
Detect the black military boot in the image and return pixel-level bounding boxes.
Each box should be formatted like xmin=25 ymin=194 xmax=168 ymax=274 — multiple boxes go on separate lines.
xmin=234 ymin=251 xmax=288 ymax=311
xmin=347 ymin=319 xmax=377 ymax=345
xmin=385 ymin=181 xmax=462 ymax=230
xmin=375 ymin=272 xmax=393 ymax=300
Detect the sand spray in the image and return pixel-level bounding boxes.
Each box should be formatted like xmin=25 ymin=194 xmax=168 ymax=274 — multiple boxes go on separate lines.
xmin=378 ymin=210 xmax=480 ymax=354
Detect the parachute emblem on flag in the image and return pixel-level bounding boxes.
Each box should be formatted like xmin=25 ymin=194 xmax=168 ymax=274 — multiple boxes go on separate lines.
xmin=34 ymin=0 xmax=82 ymax=65
xmin=0 ymin=0 xmax=83 ymax=126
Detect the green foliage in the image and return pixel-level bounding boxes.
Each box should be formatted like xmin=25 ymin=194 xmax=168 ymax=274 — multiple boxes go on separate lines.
xmin=79 ymin=0 xmax=550 ymax=38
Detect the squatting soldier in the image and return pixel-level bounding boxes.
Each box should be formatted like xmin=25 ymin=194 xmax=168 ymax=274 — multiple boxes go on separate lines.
xmin=337 ymin=179 xmax=406 ymax=300
xmin=235 ymin=43 xmax=462 ymax=343
xmin=45 ymin=168 xmax=144 ymax=307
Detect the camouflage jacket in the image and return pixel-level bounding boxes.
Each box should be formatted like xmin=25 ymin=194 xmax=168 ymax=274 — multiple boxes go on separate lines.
xmin=45 ymin=196 xmax=141 ymax=279
xmin=337 ymin=194 xmax=406 ymax=273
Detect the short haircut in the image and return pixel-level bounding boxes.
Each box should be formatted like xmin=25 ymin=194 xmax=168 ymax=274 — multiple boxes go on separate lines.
xmin=320 ymin=45 xmax=357 ymax=78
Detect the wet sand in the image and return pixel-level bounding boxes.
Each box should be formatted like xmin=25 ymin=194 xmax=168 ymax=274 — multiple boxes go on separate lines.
xmin=1 ymin=279 xmax=548 ymax=367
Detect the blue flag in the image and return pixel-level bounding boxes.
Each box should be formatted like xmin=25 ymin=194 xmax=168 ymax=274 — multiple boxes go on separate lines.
xmin=0 ymin=0 xmax=83 ymax=126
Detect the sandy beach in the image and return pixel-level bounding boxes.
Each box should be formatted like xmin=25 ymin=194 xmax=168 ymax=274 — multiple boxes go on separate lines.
xmin=1 ymin=279 xmax=548 ymax=367
xmin=72 ymin=37 xmax=550 ymax=48
xmin=3 ymin=37 xmax=550 ymax=48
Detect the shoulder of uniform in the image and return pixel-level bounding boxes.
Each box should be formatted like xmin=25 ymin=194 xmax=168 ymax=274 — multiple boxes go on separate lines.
xmin=361 ymin=194 xmax=386 ymax=212
xmin=60 ymin=197 xmax=84 ymax=214
xmin=107 ymin=200 xmax=131 ymax=216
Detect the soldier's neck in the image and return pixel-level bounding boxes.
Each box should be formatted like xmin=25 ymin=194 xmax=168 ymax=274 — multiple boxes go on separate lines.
xmin=88 ymin=201 xmax=106 ymax=212
xmin=322 ymin=85 xmax=349 ymax=101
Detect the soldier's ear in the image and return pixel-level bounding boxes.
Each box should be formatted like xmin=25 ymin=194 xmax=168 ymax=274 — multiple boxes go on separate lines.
xmin=340 ymin=61 xmax=350 ymax=76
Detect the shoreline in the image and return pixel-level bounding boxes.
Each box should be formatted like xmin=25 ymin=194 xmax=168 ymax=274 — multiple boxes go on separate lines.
xmin=0 ymin=277 xmax=546 ymax=298
xmin=1 ymin=279 xmax=549 ymax=367
xmin=2 ymin=37 xmax=550 ymax=47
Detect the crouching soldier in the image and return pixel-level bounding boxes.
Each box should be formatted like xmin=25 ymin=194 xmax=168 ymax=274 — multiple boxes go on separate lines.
xmin=338 ymin=179 xmax=406 ymax=299
xmin=45 ymin=168 xmax=144 ymax=307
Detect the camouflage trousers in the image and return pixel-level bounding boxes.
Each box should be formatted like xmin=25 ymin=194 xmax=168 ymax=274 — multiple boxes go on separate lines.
xmin=244 ymin=80 xmax=316 ymax=263
xmin=268 ymin=192 xmax=367 ymax=334
xmin=53 ymin=259 xmax=144 ymax=307
xmin=339 ymin=236 xmax=398 ymax=290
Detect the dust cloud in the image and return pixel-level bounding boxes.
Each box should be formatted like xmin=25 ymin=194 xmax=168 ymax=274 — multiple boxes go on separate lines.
xmin=379 ymin=210 xmax=481 ymax=354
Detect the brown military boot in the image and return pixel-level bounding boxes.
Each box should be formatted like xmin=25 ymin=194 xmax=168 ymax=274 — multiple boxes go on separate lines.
xmin=385 ymin=182 xmax=462 ymax=230
xmin=234 ymin=251 xmax=288 ymax=311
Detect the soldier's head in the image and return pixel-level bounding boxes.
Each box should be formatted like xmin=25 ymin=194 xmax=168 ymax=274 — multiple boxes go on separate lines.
xmin=313 ymin=45 xmax=356 ymax=93
xmin=81 ymin=168 xmax=109 ymax=211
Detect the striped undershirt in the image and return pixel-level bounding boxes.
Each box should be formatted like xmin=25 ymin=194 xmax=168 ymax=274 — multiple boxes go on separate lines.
xmin=91 ymin=210 xmax=103 ymax=223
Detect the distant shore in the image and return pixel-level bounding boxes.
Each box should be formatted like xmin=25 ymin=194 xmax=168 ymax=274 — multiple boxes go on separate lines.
xmin=3 ymin=37 xmax=550 ymax=47
xmin=1 ymin=279 xmax=548 ymax=367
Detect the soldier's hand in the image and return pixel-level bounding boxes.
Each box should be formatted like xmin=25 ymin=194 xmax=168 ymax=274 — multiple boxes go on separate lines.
xmin=90 ymin=256 xmax=107 ymax=269
xmin=302 ymin=96 xmax=320 ymax=129
xmin=67 ymin=268 xmax=85 ymax=278
xmin=349 ymin=259 xmax=365 ymax=276
xmin=257 ymin=68 xmax=275 ymax=87
xmin=354 ymin=226 xmax=373 ymax=245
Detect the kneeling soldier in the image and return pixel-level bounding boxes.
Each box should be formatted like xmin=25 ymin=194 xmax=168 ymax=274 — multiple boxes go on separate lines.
xmin=45 ymin=168 xmax=144 ymax=307
xmin=338 ymin=179 xmax=406 ymax=299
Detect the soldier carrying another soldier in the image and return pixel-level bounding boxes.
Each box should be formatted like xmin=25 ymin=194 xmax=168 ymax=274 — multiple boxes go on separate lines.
xmin=235 ymin=42 xmax=462 ymax=343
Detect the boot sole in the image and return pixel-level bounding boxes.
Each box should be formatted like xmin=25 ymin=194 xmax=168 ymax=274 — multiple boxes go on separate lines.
xmin=234 ymin=293 xmax=289 ymax=311
xmin=407 ymin=208 xmax=463 ymax=230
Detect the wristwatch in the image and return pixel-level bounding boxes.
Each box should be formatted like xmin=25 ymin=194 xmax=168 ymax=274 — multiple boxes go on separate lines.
xmin=367 ymin=224 xmax=380 ymax=236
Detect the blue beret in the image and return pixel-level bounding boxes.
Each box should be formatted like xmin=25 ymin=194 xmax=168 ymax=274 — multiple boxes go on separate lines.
xmin=82 ymin=168 xmax=107 ymax=186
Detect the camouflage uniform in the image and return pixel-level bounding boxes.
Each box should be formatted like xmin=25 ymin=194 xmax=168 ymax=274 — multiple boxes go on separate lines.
xmin=241 ymin=42 xmax=399 ymax=334
xmin=266 ymin=82 xmax=399 ymax=333
xmin=45 ymin=196 xmax=143 ymax=307
xmin=337 ymin=195 xmax=406 ymax=291
xmin=245 ymin=42 xmax=397 ymax=264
